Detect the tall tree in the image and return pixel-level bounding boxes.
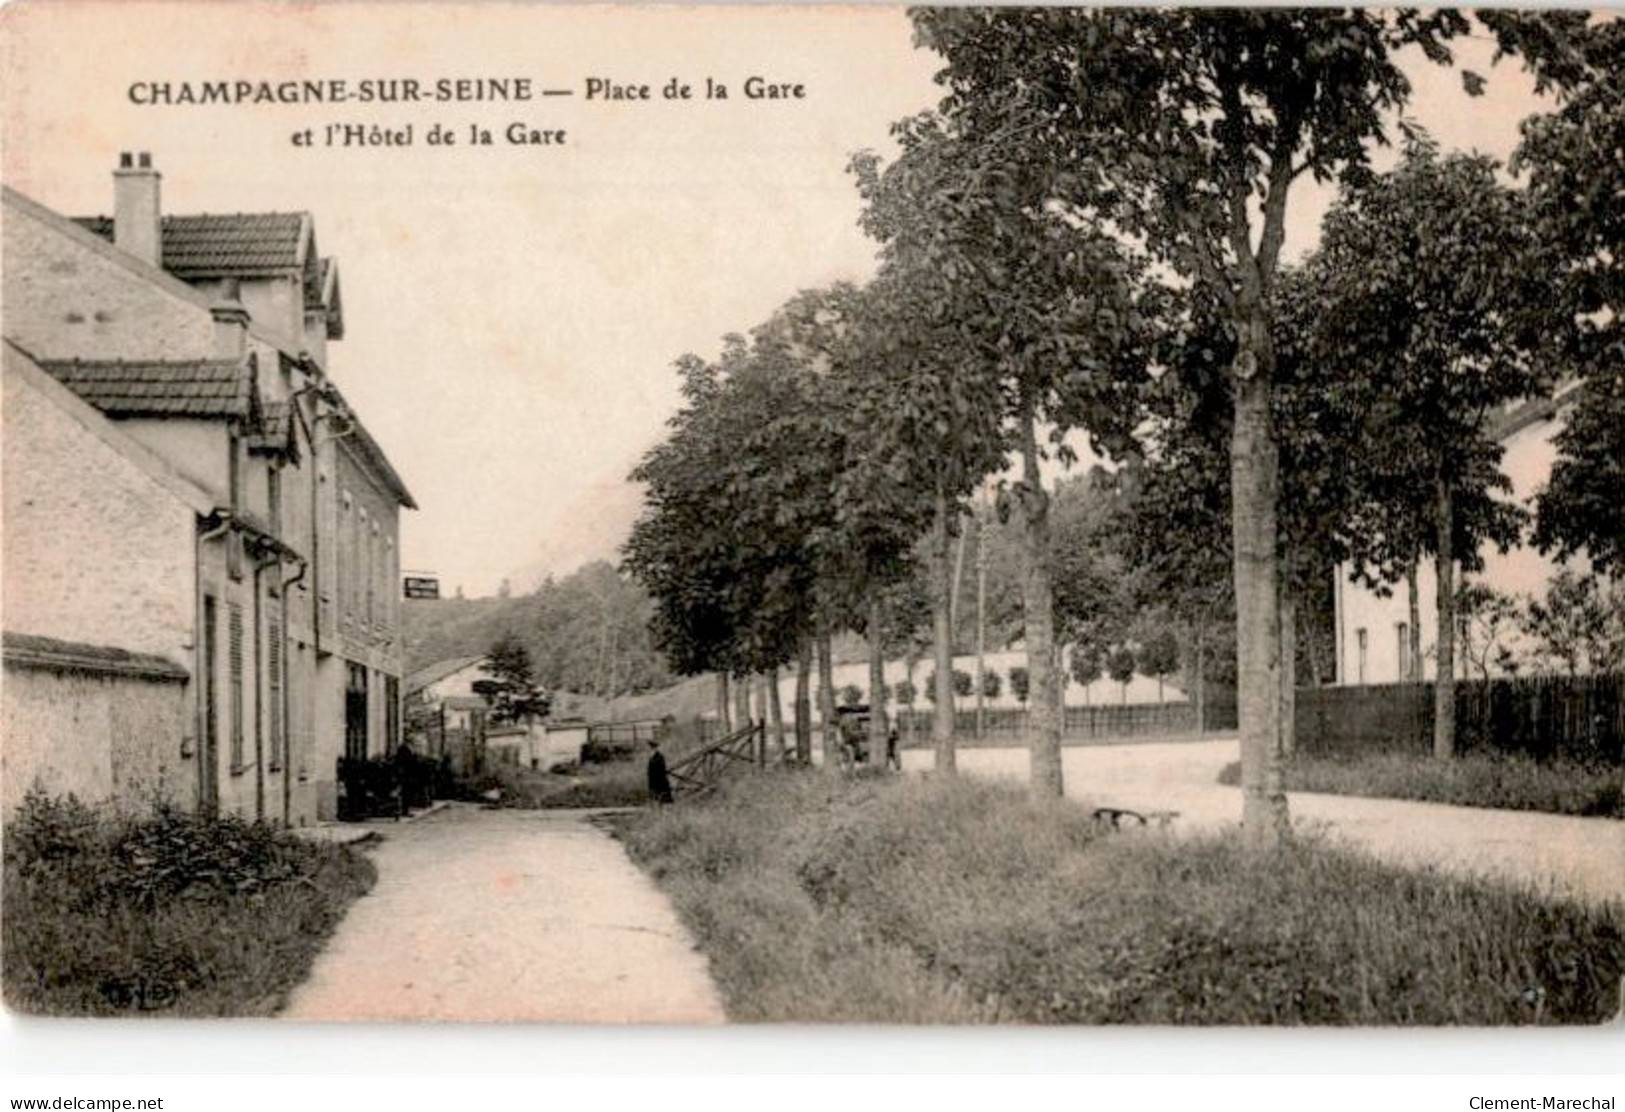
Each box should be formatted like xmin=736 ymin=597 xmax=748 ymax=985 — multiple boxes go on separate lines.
xmin=1508 ymin=20 xmax=1625 ymax=579
xmin=827 ymin=255 xmax=1006 ymax=776
xmin=477 ymin=632 xmax=549 ymax=724
xmin=854 ymin=110 xmax=1158 ymax=798
xmin=913 ymin=7 xmax=1478 ymax=844
xmin=1318 ymin=142 xmax=1543 ymax=757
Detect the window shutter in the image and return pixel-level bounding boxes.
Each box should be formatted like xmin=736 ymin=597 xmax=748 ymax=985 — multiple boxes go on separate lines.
xmin=229 ymin=603 xmax=244 ymax=771
xmin=268 ymin=616 xmax=283 ymax=769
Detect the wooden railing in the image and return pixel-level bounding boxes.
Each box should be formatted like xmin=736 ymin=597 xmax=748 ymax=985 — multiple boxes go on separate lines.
xmin=665 ymin=721 xmax=768 ymax=799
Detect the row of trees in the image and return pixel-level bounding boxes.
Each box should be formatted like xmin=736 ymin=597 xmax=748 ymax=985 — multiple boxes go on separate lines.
xmin=837 ymin=642 xmax=1168 ymax=713
xmin=625 ymin=11 xmax=1622 ymax=846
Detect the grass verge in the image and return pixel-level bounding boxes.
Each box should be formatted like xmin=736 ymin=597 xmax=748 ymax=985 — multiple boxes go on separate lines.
xmin=3 ymin=791 xmax=375 ymax=1016
xmin=1216 ymin=752 xmax=1624 ymax=818
xmin=478 ymin=760 xmax=652 ymax=809
xmin=615 ymin=770 xmax=1624 ymax=1024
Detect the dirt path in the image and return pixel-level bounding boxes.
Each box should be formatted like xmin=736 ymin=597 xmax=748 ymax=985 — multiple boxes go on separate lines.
xmin=901 ymin=738 xmax=1625 ymax=907
xmin=280 ymin=805 xmax=725 ymax=1023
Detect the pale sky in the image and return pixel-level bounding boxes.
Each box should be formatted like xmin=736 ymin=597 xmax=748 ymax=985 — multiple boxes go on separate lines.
xmin=1 ymin=4 xmax=1542 ymax=598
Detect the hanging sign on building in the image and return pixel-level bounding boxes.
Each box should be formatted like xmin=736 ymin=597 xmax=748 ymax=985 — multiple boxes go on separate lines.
xmin=403 ymin=575 xmax=440 ymax=600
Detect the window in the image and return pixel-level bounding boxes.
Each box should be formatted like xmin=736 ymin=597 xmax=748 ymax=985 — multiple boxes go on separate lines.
xmin=1356 ymin=628 xmax=1368 ymax=685
xmin=267 ymin=616 xmax=283 ymax=770
xmin=385 ymin=537 xmax=396 ymax=633
xmin=1396 ymin=622 xmax=1411 ymax=681
xmin=365 ymin=518 xmax=376 ymax=627
xmin=340 ymin=491 xmax=354 ymax=618
xmin=201 ymin=595 xmax=219 ymax=809
xmin=345 ymin=662 xmax=369 ymax=761
xmin=268 ymin=466 xmax=282 ymax=539
xmin=229 ymin=603 xmax=245 ymax=772
xmin=384 ymin=674 xmax=399 ymax=753
xmin=228 ymin=431 xmax=243 ymax=511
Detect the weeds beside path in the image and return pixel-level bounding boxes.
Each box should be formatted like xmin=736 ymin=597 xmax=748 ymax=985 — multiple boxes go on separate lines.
xmin=617 ymin=771 xmax=1625 ymax=1025
xmin=3 ymin=793 xmax=375 ymax=1017
xmin=901 ymin=739 xmax=1625 ymax=907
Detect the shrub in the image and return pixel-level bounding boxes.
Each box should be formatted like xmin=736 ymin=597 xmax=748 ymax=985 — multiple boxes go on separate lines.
xmin=3 ymin=790 xmax=374 ymax=1016
xmin=618 ymin=772 xmax=1624 ymax=1025
xmin=1008 ymin=666 xmax=1030 ymax=703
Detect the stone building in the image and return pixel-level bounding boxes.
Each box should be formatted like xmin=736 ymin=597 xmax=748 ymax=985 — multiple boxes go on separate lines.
xmin=1 ymin=153 xmax=415 ymax=823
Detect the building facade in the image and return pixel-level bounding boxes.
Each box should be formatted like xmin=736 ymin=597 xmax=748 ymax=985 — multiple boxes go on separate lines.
xmin=2 ymin=152 xmax=415 ymax=823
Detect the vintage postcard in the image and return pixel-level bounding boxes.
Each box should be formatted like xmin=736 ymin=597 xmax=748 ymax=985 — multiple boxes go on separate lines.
xmin=1 ymin=1 xmax=1620 ymax=1032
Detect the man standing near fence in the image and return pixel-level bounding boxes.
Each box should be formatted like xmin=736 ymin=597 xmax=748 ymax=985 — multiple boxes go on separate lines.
xmin=646 ymin=737 xmax=674 ymax=804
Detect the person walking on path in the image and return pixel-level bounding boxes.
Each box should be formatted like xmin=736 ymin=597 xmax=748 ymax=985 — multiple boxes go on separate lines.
xmin=886 ymin=725 xmax=901 ymax=772
xmin=646 ymin=737 xmax=674 ymax=804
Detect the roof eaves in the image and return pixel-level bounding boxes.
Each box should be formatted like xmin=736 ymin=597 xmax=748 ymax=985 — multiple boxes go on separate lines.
xmin=327 ymin=382 xmax=417 ymax=510
xmin=2 ymin=631 xmax=189 ymax=683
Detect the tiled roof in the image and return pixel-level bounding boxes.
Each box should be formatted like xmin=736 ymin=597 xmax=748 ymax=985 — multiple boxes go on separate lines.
xmin=2 ymin=631 xmax=188 ymax=683
xmin=405 ymin=655 xmax=486 ymax=696
xmin=247 ymin=399 xmax=293 ymax=452
xmin=38 ymin=358 xmax=254 ymax=418
xmin=73 ymin=212 xmax=307 ymax=277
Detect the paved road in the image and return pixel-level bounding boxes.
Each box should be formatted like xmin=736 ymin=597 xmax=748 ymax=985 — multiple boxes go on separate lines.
xmin=280 ymin=805 xmax=725 ymax=1023
xmin=901 ymin=738 xmax=1625 ymax=907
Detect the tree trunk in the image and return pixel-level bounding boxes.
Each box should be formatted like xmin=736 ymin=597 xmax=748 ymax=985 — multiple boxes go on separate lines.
xmin=1278 ymin=571 xmax=1297 ymax=760
xmin=868 ymin=595 xmax=888 ymax=769
xmin=1194 ymin=623 xmax=1206 ymax=735
xmin=975 ymin=523 xmax=987 ymax=741
xmin=766 ymin=669 xmax=786 ymax=760
xmin=904 ymin=648 xmax=918 ymax=746
xmin=1406 ymin=557 xmax=1422 ymax=682
xmin=951 ymin=510 xmax=969 ymax=639
xmin=932 ymin=486 xmax=956 ymax=774
xmin=1020 ymin=407 xmax=1063 ymax=799
xmin=1231 ymin=362 xmax=1289 ymax=846
xmin=794 ymin=638 xmax=813 ymax=764
xmin=1434 ymin=476 xmax=1457 ymax=759
xmin=1305 ymin=602 xmax=1326 ymax=687
xmin=817 ymin=622 xmax=838 ymax=767
xmin=733 ymin=672 xmax=751 ymax=733
xmin=717 ymin=672 xmax=731 ymax=733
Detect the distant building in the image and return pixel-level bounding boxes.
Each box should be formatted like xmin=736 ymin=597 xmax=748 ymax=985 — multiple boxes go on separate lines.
xmin=1333 ymin=382 xmax=1589 ymax=686
xmin=404 ymin=656 xmax=490 ymax=773
xmin=2 ymin=153 xmax=416 ymax=823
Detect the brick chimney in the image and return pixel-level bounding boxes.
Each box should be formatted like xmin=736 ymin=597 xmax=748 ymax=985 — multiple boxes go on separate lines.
xmin=113 ymin=151 xmax=162 ymax=267
xmin=211 ymin=277 xmax=250 ymax=358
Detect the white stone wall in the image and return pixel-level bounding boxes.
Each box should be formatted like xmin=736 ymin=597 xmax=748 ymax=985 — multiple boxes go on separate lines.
xmin=2 ymin=665 xmax=190 ymax=817
xmin=1 ymin=194 xmax=214 ymax=361
xmin=769 ymin=646 xmax=1189 ymax=725
xmin=3 ymin=361 xmax=198 ymax=670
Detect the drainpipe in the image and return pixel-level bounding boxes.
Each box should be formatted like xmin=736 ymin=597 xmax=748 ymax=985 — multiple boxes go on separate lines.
xmin=286 ymin=372 xmax=326 ymax=657
xmin=195 ymin=513 xmax=232 ymax=814
xmin=282 ymin=556 xmax=309 ymax=826
xmin=252 ymin=544 xmax=280 ymax=822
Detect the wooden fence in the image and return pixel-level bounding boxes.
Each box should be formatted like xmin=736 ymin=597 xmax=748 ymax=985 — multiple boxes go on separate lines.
xmin=1295 ymin=673 xmax=1624 ymax=764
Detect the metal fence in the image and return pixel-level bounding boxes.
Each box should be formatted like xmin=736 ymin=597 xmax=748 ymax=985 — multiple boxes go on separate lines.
xmin=1295 ymin=673 xmax=1624 ymax=764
